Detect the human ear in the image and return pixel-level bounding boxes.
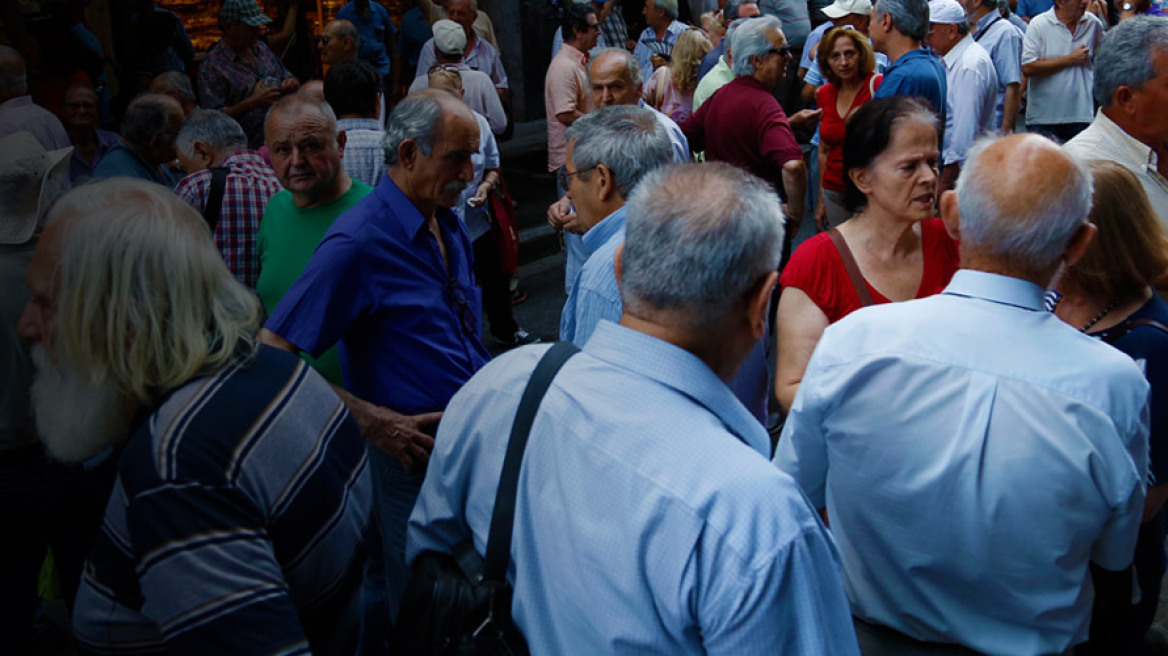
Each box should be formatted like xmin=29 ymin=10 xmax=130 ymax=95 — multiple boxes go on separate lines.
xmin=939 ymin=190 xmax=961 ymax=241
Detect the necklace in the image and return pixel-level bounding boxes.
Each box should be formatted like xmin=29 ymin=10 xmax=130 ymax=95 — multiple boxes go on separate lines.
xmin=1081 ymin=298 xmax=1120 ymax=333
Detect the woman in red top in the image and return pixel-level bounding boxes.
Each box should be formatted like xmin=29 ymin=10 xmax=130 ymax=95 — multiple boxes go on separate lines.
xmin=815 ymin=27 xmax=882 ymax=230
xmin=775 ymin=96 xmax=959 ymax=411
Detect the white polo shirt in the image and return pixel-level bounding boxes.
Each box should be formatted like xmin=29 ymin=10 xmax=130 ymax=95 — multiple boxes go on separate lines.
xmin=1065 ymin=110 xmax=1168 ymax=228
xmin=941 ymin=34 xmax=998 ymax=166
xmin=1021 ymin=8 xmax=1103 ymax=125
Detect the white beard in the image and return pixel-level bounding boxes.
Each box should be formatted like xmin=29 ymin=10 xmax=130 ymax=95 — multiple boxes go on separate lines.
xmin=30 ymin=345 xmax=135 ymax=464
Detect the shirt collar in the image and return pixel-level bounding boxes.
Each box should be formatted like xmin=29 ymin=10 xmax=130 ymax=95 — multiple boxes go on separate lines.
xmin=584 ymin=321 xmax=773 ymax=458
xmin=0 ymin=95 xmax=33 ymax=110
xmin=337 ymin=117 xmax=383 ymax=132
xmin=942 ymin=34 xmax=973 ymax=69
xmin=374 ymin=174 xmax=460 ymax=238
xmin=941 ymin=269 xmax=1048 ymax=312
xmin=581 ymin=205 xmax=627 ymax=255
xmin=1093 ymin=110 xmax=1160 ymax=172
xmin=560 ymin=42 xmax=589 ymax=65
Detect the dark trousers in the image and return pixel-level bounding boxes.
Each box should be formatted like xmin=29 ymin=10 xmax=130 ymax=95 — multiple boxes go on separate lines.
xmin=1028 ymin=122 xmax=1090 ymax=144
xmin=473 ymin=230 xmax=518 ymax=340
xmin=0 ymin=444 xmax=117 ymax=653
xmin=854 ymin=617 xmax=1075 ymax=656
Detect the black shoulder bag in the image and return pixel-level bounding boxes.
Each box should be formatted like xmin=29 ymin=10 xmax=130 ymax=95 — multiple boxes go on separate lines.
xmin=202 ymin=166 xmax=230 ymax=233
xmin=394 ymin=342 xmax=580 ymax=655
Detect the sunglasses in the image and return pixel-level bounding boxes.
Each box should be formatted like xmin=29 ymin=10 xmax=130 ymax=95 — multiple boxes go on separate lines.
xmin=766 ymin=45 xmax=794 ymax=58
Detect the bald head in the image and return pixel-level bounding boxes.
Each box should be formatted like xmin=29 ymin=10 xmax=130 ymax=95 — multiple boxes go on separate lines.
xmin=320 ymin=20 xmax=359 ymax=66
xmin=0 ymin=46 xmax=28 ymax=100
xmin=590 ymin=48 xmax=644 ymax=107
xmin=955 ymin=134 xmax=1093 ymax=277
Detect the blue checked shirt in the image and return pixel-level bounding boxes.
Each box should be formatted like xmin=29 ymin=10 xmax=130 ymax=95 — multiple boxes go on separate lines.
xmin=633 ymin=20 xmax=687 ymax=85
xmin=337 ymin=118 xmax=386 ymax=187
xmin=409 ymin=322 xmax=859 ymax=655
xmin=560 ymin=206 xmax=626 ymax=346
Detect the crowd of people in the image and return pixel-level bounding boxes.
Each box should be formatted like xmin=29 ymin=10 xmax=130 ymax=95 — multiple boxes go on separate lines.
xmin=1 ymin=0 xmax=1167 ymax=653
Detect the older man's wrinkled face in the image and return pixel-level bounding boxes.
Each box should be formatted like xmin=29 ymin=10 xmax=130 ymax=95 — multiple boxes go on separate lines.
xmin=62 ymin=86 xmax=99 ymax=131
xmin=590 ymin=54 xmax=642 ymax=106
xmin=410 ymin=110 xmax=479 ymax=208
xmin=17 ymin=221 xmax=135 ymax=463
xmin=318 ymin=23 xmax=355 ymax=66
xmin=267 ymin=107 xmax=345 ymax=201
xmin=446 ymin=0 xmax=477 ymax=38
xmin=751 ymin=28 xmax=791 ymax=91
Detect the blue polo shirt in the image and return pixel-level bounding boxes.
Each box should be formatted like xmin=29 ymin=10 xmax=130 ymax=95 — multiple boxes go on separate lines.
xmin=265 ymin=175 xmax=490 ymax=415
xmin=873 ymin=47 xmax=949 ymax=140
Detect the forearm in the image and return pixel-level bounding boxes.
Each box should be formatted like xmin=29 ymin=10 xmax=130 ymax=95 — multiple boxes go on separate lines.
xmin=1021 ymin=55 xmax=1075 ymax=77
xmin=223 ymin=96 xmax=258 ymax=119
xmin=782 ymin=161 xmax=807 ymax=223
xmin=1001 ymin=84 xmax=1022 ymax=133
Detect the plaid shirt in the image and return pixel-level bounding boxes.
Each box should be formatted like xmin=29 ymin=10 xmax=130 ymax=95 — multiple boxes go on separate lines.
xmin=337 ymin=118 xmax=386 ymax=187
xmin=632 ymin=20 xmax=687 ymax=84
xmin=600 ymin=2 xmax=629 ymax=50
xmin=197 ymin=40 xmax=292 ymax=148
xmin=175 ymin=151 xmax=282 ymax=288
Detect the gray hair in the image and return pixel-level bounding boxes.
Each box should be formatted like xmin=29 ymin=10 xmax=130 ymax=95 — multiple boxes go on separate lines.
xmin=956 ymin=136 xmax=1092 ymax=273
xmin=566 ymin=105 xmax=672 ymax=199
xmin=656 ymin=0 xmax=680 ymax=20
xmin=122 ymin=94 xmax=182 ymax=147
xmin=384 ymin=93 xmax=442 ymax=165
xmin=874 ymin=0 xmax=930 ymax=42
xmin=175 ymin=110 xmax=247 ymax=159
xmin=589 ymin=47 xmax=643 ymax=87
xmin=621 ymin=162 xmax=785 ymax=326
xmin=1094 ymin=16 xmax=1168 ymax=108
xmin=151 ymin=71 xmax=196 ymax=105
xmin=724 ymin=17 xmax=750 ymax=56
xmin=264 ymin=94 xmax=339 ymax=138
xmin=722 ymin=0 xmax=758 ymax=23
xmin=331 ymin=19 xmax=360 ymax=46
xmin=0 ymin=46 xmax=28 ymax=98
xmin=732 ymin=15 xmax=782 ymax=77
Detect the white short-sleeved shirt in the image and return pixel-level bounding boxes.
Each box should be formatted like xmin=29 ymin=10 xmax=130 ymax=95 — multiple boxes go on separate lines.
xmin=941 ymin=35 xmax=998 ymax=165
xmin=1021 ymin=9 xmax=1104 ymax=125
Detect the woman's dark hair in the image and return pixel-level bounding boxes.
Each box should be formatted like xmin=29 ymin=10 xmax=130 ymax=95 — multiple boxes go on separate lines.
xmin=561 ymin=2 xmax=597 ymax=42
xmin=842 ymin=95 xmax=938 ymax=212
xmin=324 ymin=59 xmax=382 ymax=117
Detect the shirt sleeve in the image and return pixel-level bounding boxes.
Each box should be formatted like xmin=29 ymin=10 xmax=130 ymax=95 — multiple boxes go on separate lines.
xmin=264 ymin=233 xmax=371 ymax=359
xmin=992 ymin=29 xmax=1023 ymax=86
xmin=416 ymin=41 xmax=437 ymax=82
xmin=1021 ymin=22 xmax=1042 ymax=65
xmin=632 ymin=37 xmax=654 ymax=85
xmin=175 ymin=173 xmax=207 ymax=214
xmin=571 ymin=286 xmax=623 ymax=348
xmin=480 ymin=78 xmax=508 ymax=134
xmin=485 ymin=46 xmax=509 ymax=88
xmin=679 ymin=97 xmax=708 ymax=152
xmin=1091 ymin=398 xmax=1150 ymax=571
xmin=942 ymin=65 xmax=990 ymax=165
xmin=781 ymin=235 xmax=848 ymax=323
xmin=548 ymin=62 xmax=583 ymax=120
xmin=760 ymin=106 xmax=803 ymax=168
xmin=198 ymin=57 xmax=230 ymax=111
xmin=126 ymin=480 xmax=310 ymax=654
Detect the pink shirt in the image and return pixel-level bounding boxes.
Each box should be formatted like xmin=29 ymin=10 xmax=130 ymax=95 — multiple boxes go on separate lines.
xmin=544 ymin=43 xmax=593 ymax=172
xmin=645 ymin=67 xmax=694 ymax=124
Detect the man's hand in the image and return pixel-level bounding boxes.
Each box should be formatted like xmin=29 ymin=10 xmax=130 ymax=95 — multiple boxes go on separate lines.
xmin=1066 ymin=45 xmax=1090 ymax=67
xmin=351 ymin=399 xmax=443 ymax=474
xmin=788 ymin=108 xmax=823 ymax=132
xmin=547 ymin=195 xmax=574 ymax=231
xmin=248 ymin=80 xmax=282 ymax=109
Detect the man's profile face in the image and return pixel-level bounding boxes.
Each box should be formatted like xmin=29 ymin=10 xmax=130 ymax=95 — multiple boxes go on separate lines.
xmin=267 ymin=107 xmax=344 ymax=198
xmin=590 ymin=54 xmax=641 ymax=106
xmin=736 ymin=2 xmax=761 ymax=18
xmin=411 ymin=110 xmax=479 ymax=208
xmin=62 ymin=86 xmax=99 ymax=130
xmin=318 ymin=24 xmax=353 ymax=66
xmin=578 ymin=11 xmax=601 ymax=51
xmin=751 ymin=28 xmax=791 ymax=90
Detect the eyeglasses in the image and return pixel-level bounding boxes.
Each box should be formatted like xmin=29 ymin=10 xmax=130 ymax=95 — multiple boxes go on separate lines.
xmin=428 ymin=64 xmax=463 ymax=74
xmin=556 ymin=165 xmax=597 ymax=190
xmin=766 ymin=45 xmax=794 ymax=58
xmin=316 ymin=35 xmax=332 ymax=44
xmin=446 ymin=277 xmax=478 ymax=337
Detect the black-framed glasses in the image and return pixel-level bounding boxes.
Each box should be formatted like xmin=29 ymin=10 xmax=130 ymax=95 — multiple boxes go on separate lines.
xmin=446 ymin=277 xmax=478 ymax=337
xmin=767 ymin=45 xmax=794 ymax=58
xmin=428 ymin=64 xmax=462 ymax=75
xmin=556 ymin=165 xmax=597 ymax=190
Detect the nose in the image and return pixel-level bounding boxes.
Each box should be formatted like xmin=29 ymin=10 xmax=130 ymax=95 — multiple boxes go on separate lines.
xmin=16 ymin=301 xmax=42 ymax=343
xmin=459 ymin=157 xmax=474 ymax=183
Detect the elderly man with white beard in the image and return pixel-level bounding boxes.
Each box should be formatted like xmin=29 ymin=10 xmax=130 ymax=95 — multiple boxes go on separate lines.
xmin=17 ymin=179 xmax=372 ymax=655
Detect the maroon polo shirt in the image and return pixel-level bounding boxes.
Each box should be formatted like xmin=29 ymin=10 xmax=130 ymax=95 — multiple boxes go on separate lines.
xmin=679 ymin=76 xmax=803 ymax=196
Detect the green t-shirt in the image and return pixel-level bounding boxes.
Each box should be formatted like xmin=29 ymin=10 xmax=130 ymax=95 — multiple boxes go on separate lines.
xmin=256 ymin=180 xmax=373 ymax=386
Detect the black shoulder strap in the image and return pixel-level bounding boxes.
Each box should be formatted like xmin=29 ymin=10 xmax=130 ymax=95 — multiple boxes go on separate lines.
xmin=1103 ymin=318 xmax=1168 ymax=344
xmin=203 ymin=166 xmax=230 ymax=233
xmin=483 ymin=341 xmax=580 ymax=583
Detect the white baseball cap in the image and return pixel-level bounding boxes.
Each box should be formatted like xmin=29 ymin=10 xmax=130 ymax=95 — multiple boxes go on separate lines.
xmin=928 ymin=0 xmax=966 ymax=23
xmin=823 ymin=0 xmax=874 ymax=18
xmin=433 ymin=19 xmax=467 ymax=56
xmin=0 ymin=132 xmax=72 ymax=245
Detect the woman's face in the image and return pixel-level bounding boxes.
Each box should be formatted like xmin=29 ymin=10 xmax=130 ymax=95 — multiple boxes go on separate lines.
xmin=858 ymin=118 xmax=939 ymax=222
xmin=827 ymin=35 xmax=860 ymax=83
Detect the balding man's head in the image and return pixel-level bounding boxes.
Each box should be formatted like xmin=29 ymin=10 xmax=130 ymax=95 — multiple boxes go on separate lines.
xmin=319 ymin=19 xmax=359 ymax=66
xmin=0 ymin=46 xmax=28 ymax=101
xmin=954 ymin=134 xmax=1094 ymax=279
xmin=590 ymin=48 xmax=644 ymax=107
xmin=149 ymin=72 xmax=197 ymax=117
xmin=264 ymin=95 xmax=347 ymax=206
xmin=123 ymin=93 xmax=185 ymax=164
xmin=385 ymin=90 xmax=479 ymax=211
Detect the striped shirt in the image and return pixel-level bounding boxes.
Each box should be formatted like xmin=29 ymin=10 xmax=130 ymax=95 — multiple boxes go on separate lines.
xmin=73 ymin=345 xmax=372 ymax=656
xmin=175 ymin=151 xmax=283 ymax=289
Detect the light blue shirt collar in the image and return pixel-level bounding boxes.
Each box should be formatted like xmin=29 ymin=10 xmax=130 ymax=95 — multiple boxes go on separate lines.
xmin=581 ymin=205 xmax=627 ymax=256
xmin=941 ymin=269 xmax=1048 ymax=312
xmin=584 ymin=321 xmax=772 ymax=457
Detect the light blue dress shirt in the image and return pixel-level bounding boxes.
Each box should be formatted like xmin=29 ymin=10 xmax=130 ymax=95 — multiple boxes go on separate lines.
xmin=560 ymin=206 xmax=626 ymax=346
xmin=972 ymin=13 xmax=1024 ymax=129
xmin=644 ymin=102 xmax=692 ymax=163
xmin=774 ymin=269 xmax=1151 ymax=655
xmin=409 ymin=322 xmax=859 ymax=655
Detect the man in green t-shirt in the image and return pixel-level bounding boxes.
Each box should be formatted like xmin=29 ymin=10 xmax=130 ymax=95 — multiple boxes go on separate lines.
xmin=256 ymin=95 xmax=373 ymax=385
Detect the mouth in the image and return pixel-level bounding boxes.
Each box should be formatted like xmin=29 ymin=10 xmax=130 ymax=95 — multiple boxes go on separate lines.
xmin=912 ymin=192 xmax=935 ymax=206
